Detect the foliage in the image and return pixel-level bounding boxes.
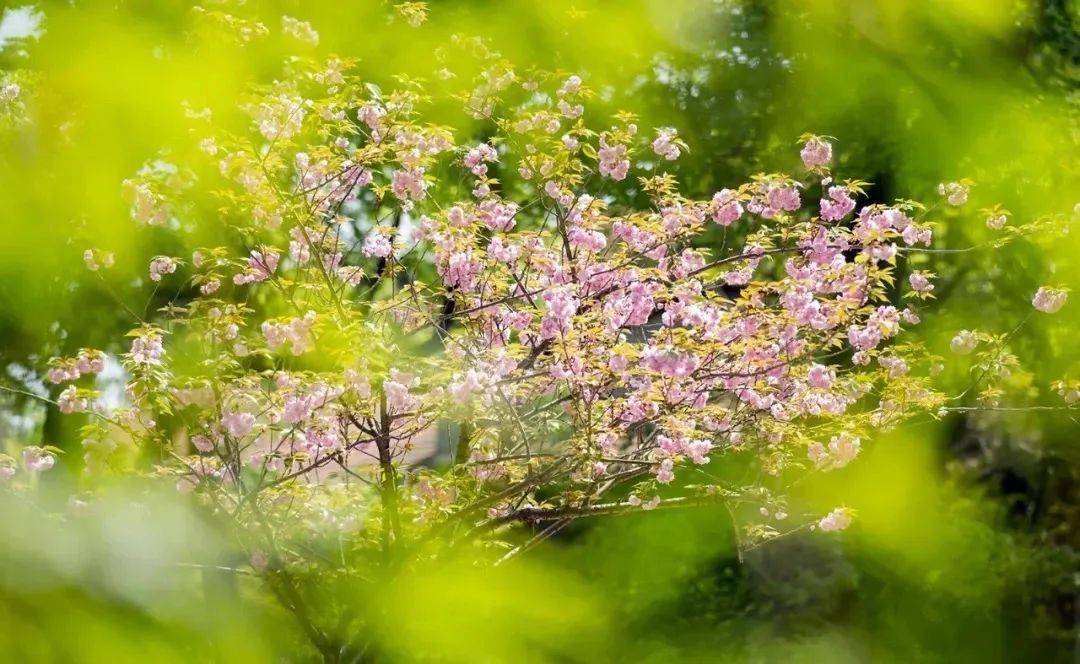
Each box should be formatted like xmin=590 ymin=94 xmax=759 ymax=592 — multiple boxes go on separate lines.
xmin=0 ymin=1 xmax=1078 ymax=661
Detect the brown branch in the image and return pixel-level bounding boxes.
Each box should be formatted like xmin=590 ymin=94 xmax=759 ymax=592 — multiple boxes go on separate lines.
xmin=489 ymin=494 xmax=722 ymax=528
xmin=375 ymin=389 xmax=402 ymax=558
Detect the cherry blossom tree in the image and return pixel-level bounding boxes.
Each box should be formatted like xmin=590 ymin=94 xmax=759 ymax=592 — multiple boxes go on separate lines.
xmin=3 ymin=27 xmax=1074 ymax=659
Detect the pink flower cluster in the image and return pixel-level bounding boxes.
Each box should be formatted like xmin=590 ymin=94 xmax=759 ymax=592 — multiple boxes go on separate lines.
xmin=235 ymin=249 xmax=280 ymax=285
xmin=1032 ymin=287 xmax=1067 ymax=314
xmin=800 ymin=136 xmax=832 ymax=169
xmin=47 ymin=349 xmax=105 ymax=384
xmin=262 ymin=311 xmax=316 ymax=355
xmin=598 ymin=138 xmax=630 ymax=181
xmin=651 ymin=128 xmax=680 ymax=161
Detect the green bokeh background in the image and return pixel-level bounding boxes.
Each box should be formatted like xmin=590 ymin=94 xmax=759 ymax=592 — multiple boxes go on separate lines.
xmin=0 ymin=1 xmax=1077 ymax=661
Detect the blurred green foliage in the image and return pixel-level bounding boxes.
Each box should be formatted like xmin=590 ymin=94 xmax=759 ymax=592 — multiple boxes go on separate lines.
xmin=0 ymin=0 xmax=1077 ymax=661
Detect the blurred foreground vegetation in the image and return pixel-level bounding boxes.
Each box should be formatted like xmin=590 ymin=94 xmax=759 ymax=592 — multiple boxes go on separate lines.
xmin=0 ymin=0 xmax=1078 ymax=661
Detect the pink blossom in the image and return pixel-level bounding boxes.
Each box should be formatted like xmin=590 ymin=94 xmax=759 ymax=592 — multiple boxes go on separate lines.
xmin=222 ymin=411 xmax=255 ymax=438
xmin=488 ymin=237 xmax=520 ymax=263
xmin=878 ymin=355 xmax=909 ymax=379
xmin=192 ymin=434 xmax=215 ymax=453
xmin=651 ymin=128 xmax=680 ymax=161
xmin=847 ymin=324 xmax=881 ymax=352
xmin=251 ymin=249 xmax=279 ymax=278
xmin=235 ymin=249 xmax=280 ymax=284
xmin=47 ymin=367 xmax=72 ymax=384
xmin=710 ymin=189 xmax=744 ymax=226
xmin=800 ymin=136 xmax=832 ymax=169
xmin=358 ymin=103 xmax=386 ymax=131
xmin=598 ymin=139 xmax=629 ymax=181
xmin=84 ymin=249 xmax=114 ymax=271
xmin=628 ymin=494 xmax=661 ymax=510
xmin=131 ymin=333 xmax=165 ymax=365
xmin=558 ymin=75 xmax=583 ymax=96
xmin=127 ymin=181 xmax=169 ymax=226
xmin=544 ymin=180 xmax=571 ymax=206
xmin=656 ymin=458 xmax=675 ymax=484
xmin=608 ymin=354 xmax=629 ymax=373
xmin=463 ymin=143 xmax=497 ymax=176
xmin=686 ymin=440 xmax=712 ymax=465
xmin=541 ymin=288 xmax=580 ymax=339
xmin=363 ymin=231 xmax=393 ymax=258
xmin=950 ymin=330 xmax=978 ymax=354
xmin=282 ymin=393 xmax=313 ymax=424
xmin=149 ymin=256 xmax=177 ymax=282
xmin=818 ymin=507 xmax=852 ymax=532
xmin=752 ymin=184 xmax=800 ymax=219
xmin=282 ymin=16 xmax=319 ymax=46
xmin=937 ymin=181 xmax=969 ymax=206
xmin=391 ymin=168 xmax=428 ymax=203
xmin=384 ymin=371 xmax=418 ymax=414
xmin=262 ymin=311 xmax=316 ymax=355
xmin=900 ymin=223 xmax=932 ymax=247
xmin=642 ymin=345 xmax=699 ymax=378
xmin=1032 ymin=287 xmax=1067 ymax=314
xmin=22 ymin=447 xmax=56 ymax=473
xmin=909 ymin=272 xmax=934 ymax=293
xmin=253 ymin=94 xmax=306 ymax=141
xmin=57 ymin=386 xmax=88 ymax=414
xmin=75 ymin=350 xmax=105 ymax=375
xmin=819 ymin=186 xmax=855 ymax=221
xmin=478 ymin=199 xmax=518 ymax=231
xmin=450 ymin=369 xmax=485 ymax=404
xmin=807 ymin=363 xmax=835 ymax=389
xmin=567 ymin=227 xmax=606 ymax=253
xmin=440 ymin=250 xmax=482 ymax=292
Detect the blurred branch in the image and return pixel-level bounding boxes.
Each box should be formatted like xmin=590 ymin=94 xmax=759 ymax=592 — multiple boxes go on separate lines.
xmin=490 ymin=494 xmax=723 ymax=527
